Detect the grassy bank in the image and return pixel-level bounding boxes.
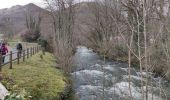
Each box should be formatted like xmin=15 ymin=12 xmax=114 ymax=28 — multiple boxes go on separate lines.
xmin=1 ymin=52 xmax=70 ymax=100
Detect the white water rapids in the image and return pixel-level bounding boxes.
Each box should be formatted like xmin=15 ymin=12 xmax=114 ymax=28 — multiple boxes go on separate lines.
xmin=72 ymin=46 xmax=170 ymax=100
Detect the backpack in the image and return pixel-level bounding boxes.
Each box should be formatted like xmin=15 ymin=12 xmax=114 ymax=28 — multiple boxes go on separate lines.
xmin=1 ymin=45 xmax=6 ymax=55
xmin=17 ymin=43 xmax=22 ymax=50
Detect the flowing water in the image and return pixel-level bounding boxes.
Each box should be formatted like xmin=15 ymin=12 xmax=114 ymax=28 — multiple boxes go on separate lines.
xmin=72 ymin=46 xmax=170 ymax=100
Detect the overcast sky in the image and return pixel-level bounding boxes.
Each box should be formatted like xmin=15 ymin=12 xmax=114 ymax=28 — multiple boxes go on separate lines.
xmin=0 ymin=0 xmax=45 ymax=9
xmin=0 ymin=0 xmax=90 ymax=9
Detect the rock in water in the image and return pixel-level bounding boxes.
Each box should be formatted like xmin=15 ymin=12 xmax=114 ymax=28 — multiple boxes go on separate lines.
xmin=0 ymin=83 xmax=8 ymax=100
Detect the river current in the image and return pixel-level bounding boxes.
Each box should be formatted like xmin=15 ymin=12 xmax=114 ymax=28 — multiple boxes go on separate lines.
xmin=72 ymin=46 xmax=170 ymax=100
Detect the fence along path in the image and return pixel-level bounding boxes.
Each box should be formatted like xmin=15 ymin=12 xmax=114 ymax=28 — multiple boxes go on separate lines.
xmin=0 ymin=45 xmax=41 ymax=71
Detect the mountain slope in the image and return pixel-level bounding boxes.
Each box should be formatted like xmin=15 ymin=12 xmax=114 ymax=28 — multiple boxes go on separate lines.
xmin=0 ymin=3 xmax=49 ymax=35
xmin=0 ymin=2 xmax=96 ymax=41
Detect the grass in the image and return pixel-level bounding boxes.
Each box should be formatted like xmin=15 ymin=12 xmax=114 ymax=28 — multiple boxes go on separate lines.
xmin=8 ymin=42 xmax=37 ymax=49
xmin=1 ymin=52 xmax=68 ymax=100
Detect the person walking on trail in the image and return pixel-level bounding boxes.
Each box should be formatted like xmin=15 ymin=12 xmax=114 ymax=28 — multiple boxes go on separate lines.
xmin=0 ymin=43 xmax=8 ymax=63
xmin=16 ymin=42 xmax=22 ymax=58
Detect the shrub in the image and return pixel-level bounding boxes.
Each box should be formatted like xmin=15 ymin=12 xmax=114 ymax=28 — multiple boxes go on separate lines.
xmin=21 ymin=30 xmax=40 ymax=42
xmin=21 ymin=14 xmax=41 ymax=42
xmin=5 ymin=93 xmax=25 ymax=100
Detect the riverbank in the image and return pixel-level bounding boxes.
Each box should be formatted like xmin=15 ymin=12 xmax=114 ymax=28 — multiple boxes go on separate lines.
xmin=1 ymin=52 xmax=72 ymax=99
xmin=87 ymin=45 xmax=170 ymax=80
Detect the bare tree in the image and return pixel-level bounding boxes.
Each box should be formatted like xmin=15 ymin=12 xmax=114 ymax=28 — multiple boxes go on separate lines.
xmin=84 ymin=0 xmax=170 ymax=99
xmin=22 ymin=14 xmax=42 ymax=42
xmin=44 ymin=0 xmax=75 ymax=73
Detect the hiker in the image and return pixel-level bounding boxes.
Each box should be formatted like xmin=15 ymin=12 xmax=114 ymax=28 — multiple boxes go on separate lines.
xmin=16 ymin=42 xmax=22 ymax=58
xmin=0 ymin=43 xmax=8 ymax=63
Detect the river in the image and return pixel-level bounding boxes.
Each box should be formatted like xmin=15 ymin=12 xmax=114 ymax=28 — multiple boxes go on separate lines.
xmin=72 ymin=46 xmax=170 ymax=100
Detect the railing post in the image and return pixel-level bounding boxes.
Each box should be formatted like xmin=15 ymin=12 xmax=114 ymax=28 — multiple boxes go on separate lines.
xmin=9 ymin=51 xmax=12 ymax=69
xmin=30 ymin=47 xmax=32 ymax=57
xmin=31 ymin=47 xmax=33 ymax=56
xmin=32 ymin=47 xmax=34 ymax=55
xmin=34 ymin=47 xmax=36 ymax=54
xmin=27 ymin=48 xmax=29 ymax=59
xmin=32 ymin=47 xmax=33 ymax=55
xmin=23 ymin=50 xmax=25 ymax=62
xmin=37 ymin=46 xmax=39 ymax=52
xmin=0 ymin=54 xmax=2 ymax=71
xmin=38 ymin=46 xmax=39 ymax=51
xmin=33 ymin=47 xmax=35 ymax=55
xmin=17 ymin=51 xmax=19 ymax=64
xmin=35 ymin=46 xmax=36 ymax=54
xmin=37 ymin=46 xmax=38 ymax=53
xmin=38 ymin=45 xmax=40 ymax=52
xmin=36 ymin=46 xmax=38 ymax=53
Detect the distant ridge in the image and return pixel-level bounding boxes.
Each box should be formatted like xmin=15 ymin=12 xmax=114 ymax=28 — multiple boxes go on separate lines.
xmin=0 ymin=3 xmax=48 ymax=35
